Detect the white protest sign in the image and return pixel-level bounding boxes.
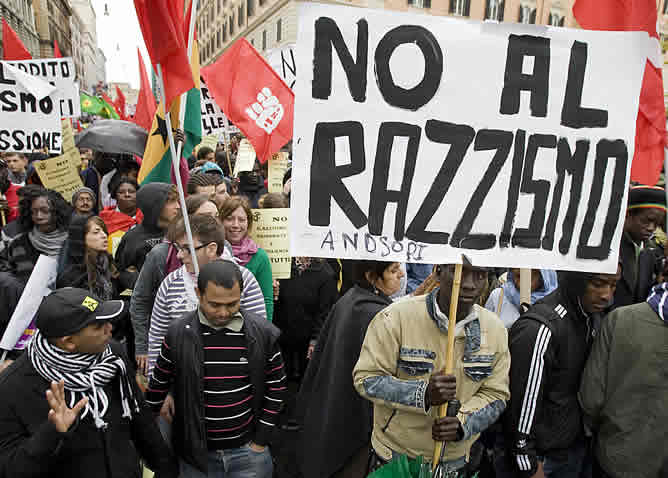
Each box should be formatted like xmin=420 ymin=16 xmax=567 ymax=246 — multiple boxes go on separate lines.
xmin=201 ymin=80 xmax=228 ymax=136
xmin=233 ymin=139 xmax=257 ymax=176
xmin=291 ymin=3 xmax=648 ymax=273
xmin=267 ymin=44 xmax=296 ymax=89
xmin=0 ymin=58 xmax=80 ymax=117
xmin=0 ymin=255 xmax=58 ymax=351
xmin=0 ymin=63 xmax=62 ymax=153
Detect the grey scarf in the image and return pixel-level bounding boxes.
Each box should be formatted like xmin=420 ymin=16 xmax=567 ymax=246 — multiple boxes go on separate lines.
xmin=29 ymin=227 xmax=68 ymax=256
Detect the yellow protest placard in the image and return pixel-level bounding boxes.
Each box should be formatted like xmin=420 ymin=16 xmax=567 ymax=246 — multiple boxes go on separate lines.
xmin=35 ymin=155 xmax=84 ymax=203
xmin=233 ymin=139 xmax=256 ymax=177
xmin=268 ymin=152 xmax=289 ymax=193
xmin=60 ymin=119 xmax=81 ymax=168
xmin=249 ymin=208 xmax=291 ymax=279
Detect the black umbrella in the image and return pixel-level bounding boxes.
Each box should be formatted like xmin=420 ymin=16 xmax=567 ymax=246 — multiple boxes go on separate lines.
xmin=75 ymin=120 xmax=148 ymax=157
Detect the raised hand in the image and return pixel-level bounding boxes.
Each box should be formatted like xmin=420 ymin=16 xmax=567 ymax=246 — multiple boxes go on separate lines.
xmin=245 ymin=87 xmax=284 ymax=135
xmin=46 ymin=380 xmax=88 ymax=433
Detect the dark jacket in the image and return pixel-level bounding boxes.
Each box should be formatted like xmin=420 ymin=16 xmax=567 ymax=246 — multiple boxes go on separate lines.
xmin=80 ymin=166 xmax=101 ymax=213
xmin=114 ymin=183 xmax=172 ymax=290
xmin=504 ymin=272 xmax=597 ymax=477
xmin=159 ymin=309 xmax=281 ymax=472
xmin=0 ymin=341 xmax=178 ymax=478
xmin=580 ymin=300 xmax=668 ymax=478
xmin=297 ymin=285 xmax=392 ymax=478
xmin=614 ymin=233 xmax=660 ymax=308
xmin=0 ymin=232 xmax=42 ymax=283
xmin=274 ymin=259 xmax=338 ymax=344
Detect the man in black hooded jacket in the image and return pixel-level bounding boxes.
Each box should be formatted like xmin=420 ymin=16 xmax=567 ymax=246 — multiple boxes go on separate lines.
xmin=501 ymin=268 xmax=619 ymax=478
xmin=114 ymin=183 xmax=181 ymax=290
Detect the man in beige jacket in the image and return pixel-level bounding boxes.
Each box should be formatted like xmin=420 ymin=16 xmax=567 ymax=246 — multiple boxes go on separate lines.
xmin=354 ymin=263 xmax=510 ymax=475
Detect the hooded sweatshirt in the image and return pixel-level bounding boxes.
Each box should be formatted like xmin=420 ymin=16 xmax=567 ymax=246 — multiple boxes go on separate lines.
xmin=114 ymin=183 xmax=172 ymax=290
xmin=579 ymin=283 xmax=668 ymax=478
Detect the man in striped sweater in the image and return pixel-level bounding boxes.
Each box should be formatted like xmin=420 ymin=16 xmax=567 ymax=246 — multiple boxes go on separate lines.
xmin=146 ymin=260 xmax=285 ymax=478
xmin=147 ymin=214 xmax=266 ymax=376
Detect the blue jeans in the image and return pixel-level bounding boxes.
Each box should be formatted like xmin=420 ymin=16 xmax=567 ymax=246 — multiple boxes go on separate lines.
xmin=179 ymin=444 xmax=273 ymax=478
xmin=543 ymin=438 xmax=591 ymax=478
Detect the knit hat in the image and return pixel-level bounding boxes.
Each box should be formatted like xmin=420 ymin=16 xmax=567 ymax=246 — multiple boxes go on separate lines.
xmin=628 ymin=185 xmax=666 ymax=213
xmin=72 ymin=186 xmax=96 ymax=205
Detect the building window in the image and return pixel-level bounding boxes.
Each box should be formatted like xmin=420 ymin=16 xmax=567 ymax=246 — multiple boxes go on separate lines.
xmin=664 ymin=1 xmax=668 ymax=14
xmin=518 ymin=5 xmax=531 ymax=23
xmin=262 ymin=30 xmax=267 ymax=50
xmin=238 ymin=5 xmax=244 ymax=27
xmin=549 ymin=12 xmax=564 ymax=26
xmin=230 ymin=15 xmax=235 ymax=34
xmin=251 ymin=38 xmax=255 ymax=46
xmin=223 ymin=23 xmax=227 ymax=41
xmin=485 ymin=0 xmax=504 ymax=21
xmin=248 ymin=0 xmax=255 ymax=18
xmin=449 ymin=0 xmax=470 ymax=16
xmin=407 ymin=0 xmax=431 ymax=8
xmin=260 ymin=0 xmax=265 ymax=5
xmin=217 ymin=30 xmax=221 ymax=48
xmin=277 ymin=19 xmax=282 ymax=42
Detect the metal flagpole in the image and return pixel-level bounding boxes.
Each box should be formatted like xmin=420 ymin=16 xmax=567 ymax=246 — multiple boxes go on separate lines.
xmin=156 ymin=63 xmax=200 ymax=276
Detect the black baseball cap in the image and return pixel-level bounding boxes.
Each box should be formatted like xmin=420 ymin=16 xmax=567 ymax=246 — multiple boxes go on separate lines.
xmin=35 ymin=288 xmax=125 ymax=338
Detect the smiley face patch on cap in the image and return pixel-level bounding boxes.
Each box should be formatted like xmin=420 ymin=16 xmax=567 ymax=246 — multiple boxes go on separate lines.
xmin=81 ymin=296 xmax=99 ymax=312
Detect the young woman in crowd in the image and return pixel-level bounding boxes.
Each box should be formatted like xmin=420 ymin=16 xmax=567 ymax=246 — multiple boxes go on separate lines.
xmin=57 ymin=215 xmax=118 ymax=300
xmin=185 ymin=193 xmax=219 ymax=217
xmin=99 ymin=177 xmax=143 ymax=256
xmin=220 ymin=196 xmax=274 ymax=319
xmin=0 ymin=188 xmax=71 ymax=335
xmin=485 ymin=268 xmax=558 ymax=328
xmin=297 ymin=261 xmax=404 ymax=478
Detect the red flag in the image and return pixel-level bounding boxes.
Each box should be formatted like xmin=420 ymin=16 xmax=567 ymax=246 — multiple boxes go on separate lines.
xmin=574 ymin=0 xmax=666 ymax=186
xmin=201 ymin=38 xmax=294 ymax=163
xmin=2 ymin=18 xmax=32 ymax=60
xmin=133 ymin=49 xmax=157 ymax=131
xmin=134 ymin=0 xmax=193 ymax=107
xmin=114 ymin=85 xmax=128 ymax=120
xmin=53 ymin=39 xmax=62 ymax=58
xmin=101 ymin=92 xmax=123 ymax=119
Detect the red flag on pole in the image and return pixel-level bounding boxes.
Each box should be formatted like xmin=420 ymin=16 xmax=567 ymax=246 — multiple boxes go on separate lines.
xmin=573 ymin=0 xmax=666 ymax=186
xmin=133 ymin=0 xmax=193 ymax=107
xmin=2 ymin=18 xmax=32 ymax=60
xmin=201 ymin=38 xmax=294 ymax=163
xmin=53 ymin=39 xmax=62 ymax=58
xmin=114 ymin=85 xmax=128 ymax=120
xmin=133 ymin=49 xmax=157 ymax=132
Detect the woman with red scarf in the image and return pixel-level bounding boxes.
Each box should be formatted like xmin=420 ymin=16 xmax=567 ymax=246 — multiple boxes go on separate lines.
xmin=99 ymin=177 xmax=143 ymax=257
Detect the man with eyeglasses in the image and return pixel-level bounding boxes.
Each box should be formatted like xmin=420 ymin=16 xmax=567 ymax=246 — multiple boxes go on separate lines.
xmin=146 ymin=214 xmax=266 ymax=380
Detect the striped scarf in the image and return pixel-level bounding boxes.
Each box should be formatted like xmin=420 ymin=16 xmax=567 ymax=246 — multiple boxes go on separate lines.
xmin=28 ymin=331 xmax=139 ymax=429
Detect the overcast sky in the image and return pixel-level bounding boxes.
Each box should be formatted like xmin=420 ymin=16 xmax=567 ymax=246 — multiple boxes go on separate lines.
xmin=91 ymin=0 xmax=151 ymax=90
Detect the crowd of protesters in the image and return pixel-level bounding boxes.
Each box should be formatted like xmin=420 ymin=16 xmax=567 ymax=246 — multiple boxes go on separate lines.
xmin=0 ymin=143 xmax=666 ymax=478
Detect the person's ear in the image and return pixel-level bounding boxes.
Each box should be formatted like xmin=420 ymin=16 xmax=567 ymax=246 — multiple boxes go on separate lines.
xmin=364 ymin=270 xmax=377 ymax=287
xmin=206 ymin=242 xmax=218 ymax=258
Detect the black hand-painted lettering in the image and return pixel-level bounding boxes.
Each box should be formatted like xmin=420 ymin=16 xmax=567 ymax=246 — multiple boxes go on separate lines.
xmin=500 ymin=129 xmax=526 ymax=248
xmin=374 ymin=26 xmax=443 ymax=111
xmin=577 ymin=139 xmax=628 ymax=260
xmin=369 ymin=122 xmax=421 ymax=240
xmin=0 ymin=64 xmax=17 ymax=85
xmin=450 ymin=129 xmax=513 ymax=250
xmin=343 ymin=232 xmax=359 ymax=250
xmin=405 ymin=121 xmax=475 ymax=244
xmin=561 ymin=41 xmax=608 ymax=129
xmin=320 ymin=230 xmax=335 ymax=251
xmin=512 ymin=134 xmax=557 ymax=248
xmin=500 ymin=35 xmax=550 ymax=118
xmin=309 ymin=122 xmax=368 ymax=229
xmin=312 ymin=17 xmax=368 ymax=102
xmin=541 ymin=138 xmax=588 ymax=252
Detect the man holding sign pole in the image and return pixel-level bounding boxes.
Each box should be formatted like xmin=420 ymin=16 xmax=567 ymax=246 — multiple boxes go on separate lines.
xmin=354 ymin=262 xmax=510 ymax=474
